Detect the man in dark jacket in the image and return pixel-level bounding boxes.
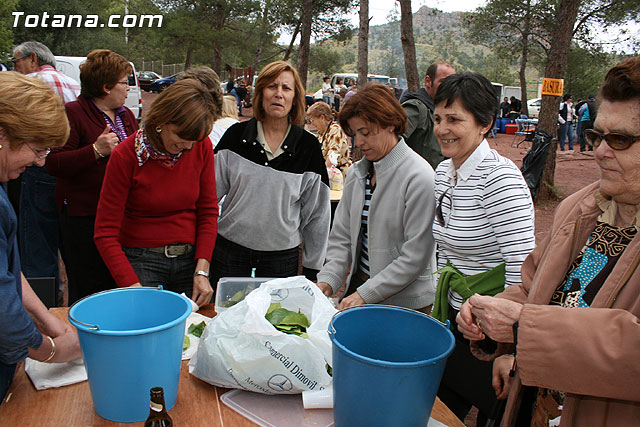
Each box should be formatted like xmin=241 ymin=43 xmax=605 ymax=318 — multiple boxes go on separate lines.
xmin=400 ymin=62 xmax=456 ymax=169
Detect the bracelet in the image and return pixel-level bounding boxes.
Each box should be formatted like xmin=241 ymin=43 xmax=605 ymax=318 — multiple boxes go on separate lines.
xmin=42 ymin=336 xmax=56 ymax=363
xmin=93 ymin=143 xmax=105 ymax=158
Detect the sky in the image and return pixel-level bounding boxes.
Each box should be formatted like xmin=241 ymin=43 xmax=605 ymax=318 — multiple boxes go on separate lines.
xmin=278 ymin=0 xmax=486 ymax=44
xmin=364 ymin=0 xmax=486 ymax=26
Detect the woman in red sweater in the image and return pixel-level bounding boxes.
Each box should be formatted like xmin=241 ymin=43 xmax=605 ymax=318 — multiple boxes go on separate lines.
xmin=94 ymin=79 xmax=219 ymax=306
xmin=46 ymin=49 xmax=138 ymax=304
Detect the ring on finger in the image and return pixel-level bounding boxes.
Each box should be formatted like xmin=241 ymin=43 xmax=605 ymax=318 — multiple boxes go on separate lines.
xmin=476 ymin=317 xmax=483 ymax=330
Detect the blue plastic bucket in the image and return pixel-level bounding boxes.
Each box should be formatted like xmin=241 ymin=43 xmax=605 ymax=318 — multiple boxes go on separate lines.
xmin=328 ymin=305 xmax=455 ymax=427
xmin=69 ymin=287 xmax=192 ymax=422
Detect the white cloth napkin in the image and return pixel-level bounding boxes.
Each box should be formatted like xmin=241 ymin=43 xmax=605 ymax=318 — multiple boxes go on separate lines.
xmin=24 ymin=357 xmax=87 ymax=390
xmin=181 ymin=292 xmax=200 ymax=312
xmin=182 ymin=312 xmax=212 ymax=360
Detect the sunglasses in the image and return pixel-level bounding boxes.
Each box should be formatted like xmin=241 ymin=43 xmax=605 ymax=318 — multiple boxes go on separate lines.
xmin=436 ymin=187 xmax=451 ymax=227
xmin=583 ymin=129 xmax=640 ymax=151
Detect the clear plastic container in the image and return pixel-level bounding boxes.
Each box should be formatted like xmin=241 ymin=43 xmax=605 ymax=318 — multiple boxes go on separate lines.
xmin=214 ymin=277 xmax=273 ymax=314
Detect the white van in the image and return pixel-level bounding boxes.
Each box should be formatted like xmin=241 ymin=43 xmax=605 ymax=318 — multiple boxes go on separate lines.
xmin=330 ymin=73 xmax=391 ymax=88
xmin=54 ymin=56 xmax=143 ymax=120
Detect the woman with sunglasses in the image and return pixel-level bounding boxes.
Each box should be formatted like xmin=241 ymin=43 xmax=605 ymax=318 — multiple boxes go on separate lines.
xmin=0 ymin=72 xmax=82 ymax=401
xmin=456 ymin=56 xmax=640 ymax=426
xmin=430 ymin=72 xmax=535 ymax=426
xmin=45 ymin=49 xmax=139 ymax=304
xmin=94 ymin=79 xmax=219 ymax=306
xmin=316 ymin=83 xmax=437 ymax=312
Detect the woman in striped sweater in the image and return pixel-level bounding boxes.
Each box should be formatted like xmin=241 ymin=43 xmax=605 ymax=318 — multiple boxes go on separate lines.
xmin=431 ymin=72 xmax=535 ymax=425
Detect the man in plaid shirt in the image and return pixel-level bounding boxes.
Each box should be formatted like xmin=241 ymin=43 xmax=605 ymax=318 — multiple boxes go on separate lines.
xmin=12 ymin=41 xmax=80 ymax=103
xmin=10 ymin=41 xmax=80 ymax=306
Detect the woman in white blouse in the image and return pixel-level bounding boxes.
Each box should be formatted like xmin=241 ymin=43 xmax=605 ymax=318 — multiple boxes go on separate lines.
xmin=431 ymin=72 xmax=535 ymax=426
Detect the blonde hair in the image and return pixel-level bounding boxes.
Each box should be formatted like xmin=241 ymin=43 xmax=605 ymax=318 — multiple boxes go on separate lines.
xmin=252 ymin=61 xmax=306 ymax=126
xmin=0 ymin=71 xmax=69 ymax=149
xmin=307 ymin=101 xmax=334 ymax=121
xmin=176 ymin=66 xmax=223 ymax=120
xmin=221 ymin=95 xmax=239 ymax=120
xmin=144 ymin=79 xmax=216 ymax=151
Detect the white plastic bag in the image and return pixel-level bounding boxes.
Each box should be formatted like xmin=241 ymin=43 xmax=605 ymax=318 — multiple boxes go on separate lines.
xmin=189 ymin=276 xmax=336 ymax=394
xmin=327 ymin=165 xmax=343 ymax=191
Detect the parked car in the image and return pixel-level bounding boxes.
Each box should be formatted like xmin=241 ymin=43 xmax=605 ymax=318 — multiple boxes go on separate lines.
xmin=527 ymin=97 xmax=541 ymax=119
xmin=137 ymin=71 xmax=161 ymax=92
xmin=150 ymin=73 xmax=181 ymax=93
xmin=55 ymin=55 xmax=143 ymax=120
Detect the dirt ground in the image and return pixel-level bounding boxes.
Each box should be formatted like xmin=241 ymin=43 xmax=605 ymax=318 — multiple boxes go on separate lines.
xmin=489 ymin=133 xmax=600 ymax=243
xmin=142 ymin=90 xmax=601 ymax=242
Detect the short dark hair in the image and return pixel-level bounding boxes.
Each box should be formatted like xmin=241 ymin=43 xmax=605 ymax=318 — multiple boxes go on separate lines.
xmin=426 ymin=62 xmax=453 ymax=80
xmin=339 ymin=83 xmax=407 ymax=137
xmin=599 ymin=56 xmax=640 ymax=103
xmin=562 ymin=94 xmax=572 ymax=102
xmin=434 ymin=72 xmax=498 ymax=137
xmin=80 ymin=49 xmax=132 ymax=99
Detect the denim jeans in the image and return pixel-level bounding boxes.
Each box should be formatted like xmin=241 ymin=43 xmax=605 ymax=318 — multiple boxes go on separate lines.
xmin=60 ymin=209 xmax=116 ymax=304
xmin=19 ymin=166 xmax=61 ymax=302
xmin=123 ymin=246 xmax=195 ymax=297
xmin=210 ymin=235 xmax=299 ymax=287
xmin=230 ymin=88 xmax=242 ymax=116
xmin=558 ymin=121 xmax=575 ymax=150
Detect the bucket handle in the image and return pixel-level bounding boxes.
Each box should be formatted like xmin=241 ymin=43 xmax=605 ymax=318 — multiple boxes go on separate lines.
xmin=328 ymin=304 xmax=450 ymax=336
xmin=68 ymin=285 xmax=165 ymax=331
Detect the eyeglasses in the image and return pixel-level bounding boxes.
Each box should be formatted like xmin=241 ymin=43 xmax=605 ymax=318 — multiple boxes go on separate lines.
xmin=115 ymin=80 xmax=129 ymax=87
xmin=304 ymin=116 xmax=313 ymax=124
xmin=26 ymin=143 xmax=51 ymax=160
xmin=583 ymin=129 xmax=640 ymax=151
xmin=11 ymin=55 xmax=27 ymax=64
xmin=436 ymin=187 xmax=451 ymax=227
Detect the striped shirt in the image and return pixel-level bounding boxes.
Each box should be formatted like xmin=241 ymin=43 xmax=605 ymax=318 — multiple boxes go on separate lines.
xmin=28 ymin=65 xmax=80 ymax=104
xmin=433 ymin=140 xmax=535 ymax=310
xmin=358 ymin=167 xmax=376 ymax=275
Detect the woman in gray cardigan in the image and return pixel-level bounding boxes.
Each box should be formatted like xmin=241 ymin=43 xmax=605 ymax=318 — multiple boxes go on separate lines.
xmin=316 ymin=84 xmax=437 ymax=311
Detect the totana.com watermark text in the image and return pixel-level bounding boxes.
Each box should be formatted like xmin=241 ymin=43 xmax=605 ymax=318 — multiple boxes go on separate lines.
xmin=12 ymin=12 xmax=163 ymax=28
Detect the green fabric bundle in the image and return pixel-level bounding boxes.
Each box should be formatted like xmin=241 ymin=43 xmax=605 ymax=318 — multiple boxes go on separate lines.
xmin=431 ymin=261 xmax=506 ymax=323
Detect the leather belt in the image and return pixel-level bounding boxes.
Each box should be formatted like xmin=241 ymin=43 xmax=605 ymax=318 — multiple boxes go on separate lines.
xmin=147 ymin=243 xmax=194 ymax=258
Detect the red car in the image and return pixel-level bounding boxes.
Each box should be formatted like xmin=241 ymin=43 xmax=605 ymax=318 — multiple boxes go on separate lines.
xmin=137 ymin=71 xmax=161 ymax=92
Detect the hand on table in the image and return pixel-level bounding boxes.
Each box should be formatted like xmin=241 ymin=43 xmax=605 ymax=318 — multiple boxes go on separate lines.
xmin=316 ymin=282 xmax=333 ymax=297
xmin=338 ymin=291 xmax=365 ymax=310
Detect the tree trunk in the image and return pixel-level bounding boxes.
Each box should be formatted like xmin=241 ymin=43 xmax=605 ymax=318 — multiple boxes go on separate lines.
xmin=284 ymin=21 xmax=302 ymax=61
xmin=296 ymin=0 xmax=314 ymax=89
xmin=357 ymin=0 xmax=369 ymax=89
xmin=519 ymin=1 xmax=531 ymax=115
xmin=399 ymin=0 xmax=419 ymax=92
xmin=210 ymin=6 xmax=227 ymax=76
xmin=252 ymin=0 xmax=271 ymax=77
xmin=536 ymin=0 xmax=581 ymax=202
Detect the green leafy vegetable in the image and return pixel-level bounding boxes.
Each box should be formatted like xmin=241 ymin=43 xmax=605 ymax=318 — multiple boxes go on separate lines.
xmin=265 ymin=303 xmax=310 ymax=338
xmin=183 ymin=335 xmax=190 ymax=351
xmin=222 ymin=289 xmax=248 ymax=307
xmin=188 ymin=321 xmax=206 ymax=338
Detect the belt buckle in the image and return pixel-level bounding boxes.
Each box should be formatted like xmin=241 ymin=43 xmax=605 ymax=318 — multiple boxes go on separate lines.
xmin=164 ymin=245 xmax=179 ymax=258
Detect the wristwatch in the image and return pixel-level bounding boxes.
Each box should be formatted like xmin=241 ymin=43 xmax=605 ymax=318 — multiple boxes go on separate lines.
xmin=194 ymin=270 xmax=209 ymax=278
